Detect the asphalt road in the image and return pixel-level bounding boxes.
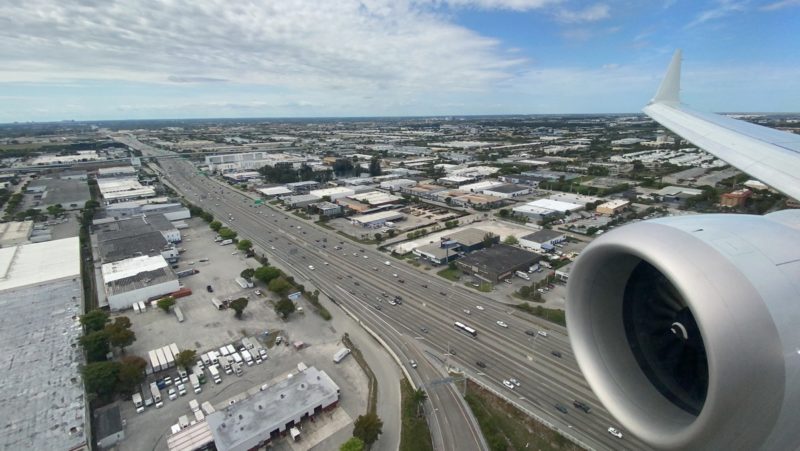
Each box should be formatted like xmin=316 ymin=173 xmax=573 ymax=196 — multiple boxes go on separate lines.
xmin=119 ymin=134 xmax=650 ymax=451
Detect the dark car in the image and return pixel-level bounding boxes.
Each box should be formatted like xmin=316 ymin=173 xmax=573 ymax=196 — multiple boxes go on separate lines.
xmin=573 ymin=400 xmax=591 ymax=413
xmin=374 ymin=304 xmax=382 ymax=310
xmin=398 ymin=279 xmax=405 ymax=283
xmin=206 ymin=285 xmax=214 ymax=293
xmin=525 ymin=329 xmax=536 ymax=336
xmin=555 ymin=404 xmax=568 ymax=414
xmin=476 ymin=361 xmax=487 ymax=369
xmin=420 ymin=326 xmax=429 ymax=333
xmin=551 ymin=350 xmax=563 ymax=358
xmin=439 ymin=291 xmax=447 ymax=296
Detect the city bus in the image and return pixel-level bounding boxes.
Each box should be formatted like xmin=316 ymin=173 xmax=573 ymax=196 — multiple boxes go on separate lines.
xmin=454 ymin=321 xmax=478 ymax=338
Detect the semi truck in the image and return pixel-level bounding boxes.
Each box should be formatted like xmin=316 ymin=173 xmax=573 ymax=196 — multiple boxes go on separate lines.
xmin=163 ymin=345 xmax=175 ymax=368
xmin=149 ymin=350 xmax=161 ymax=372
xmin=132 ymin=393 xmax=144 ymax=413
xmin=241 ymin=350 xmax=253 ymax=366
xmin=156 ymin=348 xmax=168 ymax=371
xmin=219 ymin=356 xmax=232 ymax=374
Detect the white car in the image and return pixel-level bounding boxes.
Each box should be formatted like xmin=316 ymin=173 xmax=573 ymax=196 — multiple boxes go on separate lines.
xmin=323 ymin=261 xmax=329 ymax=265
xmin=168 ymin=388 xmax=177 ymax=400
xmin=384 ymin=261 xmax=391 ymax=266
xmin=509 ymin=378 xmax=520 ymax=387
xmin=363 ymin=255 xmax=369 ymax=259
xmin=496 ymin=320 xmax=508 ymax=328
xmin=463 ymin=309 xmax=471 ymax=315
xmin=308 ymin=265 xmax=315 ymax=270
xmin=502 ymin=380 xmax=515 ymax=390
xmin=608 ymin=427 xmax=623 ymax=439
xmin=475 ymin=305 xmax=485 ymax=311
xmin=270 ymin=246 xmax=275 ymax=250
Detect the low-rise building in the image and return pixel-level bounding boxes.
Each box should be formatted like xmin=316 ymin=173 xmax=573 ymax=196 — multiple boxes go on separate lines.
xmin=482 ymin=183 xmax=530 ymax=199
xmin=459 ymin=180 xmax=504 ymax=193
xmin=513 ymin=199 xmax=583 ymax=221
xmin=720 ymin=189 xmax=752 ymax=208
xmin=286 ymin=181 xmax=320 ymax=193
xmin=258 ymin=186 xmax=293 ymax=197
xmin=102 ymin=255 xmax=180 ymax=310
xmin=413 ymin=228 xmax=496 ymax=265
xmin=310 ymin=187 xmax=355 ymax=201
xmin=519 ymin=229 xmax=566 ymax=252
xmin=285 ymin=194 xmax=321 ymax=208
xmin=351 ymin=210 xmax=404 ymax=228
xmin=95 ymin=404 xmax=124 ymax=449
xmin=26 ymin=178 xmax=91 ymax=210
xmin=97 ymin=177 xmax=156 ymax=203
xmin=595 ymin=199 xmax=631 ymax=215
xmin=312 ymin=201 xmax=342 ymax=217
xmin=0 ymin=220 xmax=33 ymax=247
xmin=456 ymin=244 xmax=541 ymax=282
xmin=380 ymin=178 xmax=416 ymax=191
xmin=349 ymin=191 xmax=402 ymax=206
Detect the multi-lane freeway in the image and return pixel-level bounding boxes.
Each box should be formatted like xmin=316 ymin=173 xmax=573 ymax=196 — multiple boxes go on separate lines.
xmin=121 ymin=134 xmax=649 ymax=451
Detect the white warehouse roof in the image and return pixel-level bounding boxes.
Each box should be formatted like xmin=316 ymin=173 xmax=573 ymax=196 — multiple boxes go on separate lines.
xmin=526 ymin=199 xmax=583 ymax=212
xmin=0 ymin=237 xmax=80 ymax=292
xmin=101 ymin=254 xmax=169 ymax=283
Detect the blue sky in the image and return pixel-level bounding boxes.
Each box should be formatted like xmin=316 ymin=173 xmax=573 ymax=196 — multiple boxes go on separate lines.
xmin=0 ymin=0 xmax=798 ymax=122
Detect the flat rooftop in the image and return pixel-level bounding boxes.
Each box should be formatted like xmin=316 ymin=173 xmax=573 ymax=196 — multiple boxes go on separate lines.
xmin=0 ymin=253 xmax=86 ymax=450
xmin=26 ymin=178 xmax=91 ymax=208
xmin=457 ymin=244 xmax=540 ymax=275
xmin=0 ymin=237 xmax=80 ymax=292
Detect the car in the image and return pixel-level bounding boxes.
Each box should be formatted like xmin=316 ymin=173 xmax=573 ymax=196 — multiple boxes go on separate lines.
xmin=509 ymin=378 xmax=520 ymax=387
xmin=551 ymin=350 xmax=563 ymax=358
xmin=422 ymin=284 xmax=428 ymax=288
xmin=392 ymin=273 xmax=398 ymax=277
xmin=555 ymin=404 xmax=568 ymax=414
xmin=439 ymin=291 xmax=447 ymax=296
xmin=254 ymin=290 xmax=262 ymax=296
xmin=573 ymin=400 xmax=591 ymax=413
xmin=608 ymin=427 xmax=623 ymax=439
xmin=373 ymin=267 xmax=378 ymax=271
xmin=206 ymin=285 xmax=214 ymax=293
xmin=475 ymin=305 xmax=484 ymax=311
xmin=354 ymin=281 xmax=360 ymax=286
xmin=502 ymin=380 xmax=515 ymax=390
xmin=388 ymin=299 xmax=397 ymax=306
xmin=385 ymin=261 xmax=391 ymax=266
xmin=363 ymin=255 xmax=368 ymax=259
xmin=525 ymin=329 xmax=536 ymax=336
xmin=463 ymin=309 xmax=471 ymax=315
xmin=537 ymin=330 xmax=548 ymax=337
xmin=353 ymin=253 xmax=358 ymax=256
xmin=308 ymin=265 xmax=315 ymax=270
xmin=420 ymin=326 xmax=429 ymax=333
xmin=374 ymin=304 xmax=382 ymax=310
xmin=323 ymin=262 xmax=329 ymax=265
xmin=476 ymin=361 xmax=487 ymax=368
xmin=168 ymin=388 xmax=177 ymax=400
xmin=398 ymin=279 xmax=404 ymax=283
xmin=409 ymin=359 xmax=417 ymax=368
xmin=496 ymin=320 xmax=508 ymax=328
xmin=270 ymin=246 xmax=276 ymax=250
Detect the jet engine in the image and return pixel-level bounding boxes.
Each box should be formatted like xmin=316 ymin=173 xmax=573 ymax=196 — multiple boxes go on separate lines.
xmin=566 ymin=210 xmax=800 ymax=450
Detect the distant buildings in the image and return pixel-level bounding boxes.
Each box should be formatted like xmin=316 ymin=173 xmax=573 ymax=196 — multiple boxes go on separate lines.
xmin=513 ymin=199 xmax=583 ymax=221
xmin=26 ymin=177 xmax=91 ymax=210
xmin=413 ymin=228 xmax=496 ymax=265
xmin=595 ymin=199 xmax=630 ymax=215
xmin=720 ymin=189 xmax=752 ymax=208
xmin=519 ymin=230 xmax=566 ymax=252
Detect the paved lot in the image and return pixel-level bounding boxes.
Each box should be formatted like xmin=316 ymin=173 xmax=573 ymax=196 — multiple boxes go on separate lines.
xmin=112 ymin=218 xmax=368 ymax=451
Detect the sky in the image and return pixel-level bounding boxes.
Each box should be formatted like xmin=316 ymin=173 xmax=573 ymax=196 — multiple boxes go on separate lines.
xmin=0 ymin=0 xmax=798 ymax=122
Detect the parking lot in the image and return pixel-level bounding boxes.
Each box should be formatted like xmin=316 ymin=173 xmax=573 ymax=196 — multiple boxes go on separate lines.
xmin=113 ymin=218 xmax=369 ymax=451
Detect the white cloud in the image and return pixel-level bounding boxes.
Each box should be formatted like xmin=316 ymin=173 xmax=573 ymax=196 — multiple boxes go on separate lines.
xmin=0 ymin=0 xmax=535 ymax=94
xmin=686 ymin=0 xmax=748 ymax=28
xmin=760 ymin=0 xmax=800 ymax=10
xmin=554 ymin=3 xmax=610 ymax=23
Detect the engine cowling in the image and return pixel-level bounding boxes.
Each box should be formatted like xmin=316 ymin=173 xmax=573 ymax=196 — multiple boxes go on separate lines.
xmin=566 ymin=211 xmax=800 ymax=450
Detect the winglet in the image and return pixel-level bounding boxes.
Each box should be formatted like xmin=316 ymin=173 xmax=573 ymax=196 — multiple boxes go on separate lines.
xmin=650 ymin=49 xmax=682 ymax=105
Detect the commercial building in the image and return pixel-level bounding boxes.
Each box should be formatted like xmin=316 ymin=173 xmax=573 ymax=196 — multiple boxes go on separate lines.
xmin=351 ymin=210 xmax=404 ymax=228
xmin=380 ymin=178 xmax=416 ymax=191
xmin=459 ymin=180 xmax=504 ymax=193
xmin=413 ymin=228 xmax=496 ymax=265
xmin=204 ymin=366 xmax=340 ymax=451
xmin=30 ymin=150 xmax=98 ymax=165
xmin=222 ymin=171 xmax=262 ymax=182
xmin=720 ymin=189 xmax=752 ymax=208
xmin=656 ymin=186 xmax=704 ymax=201
xmin=204 ymin=151 xmax=308 ymax=172
xmin=144 ymin=213 xmax=182 ymax=243
xmin=95 ymin=216 xmax=176 ymax=263
xmin=102 ymin=255 xmax=180 ymax=310
xmin=25 ymin=178 xmax=91 ymax=211
xmin=102 ymin=202 xmax=190 ymax=222
xmin=513 ymin=199 xmax=583 ymax=221
xmin=596 ymin=199 xmax=631 ymax=215
xmin=0 ymin=237 xmax=87 ymax=451
xmin=311 ymin=201 xmax=342 ymax=217
xmin=519 ymin=229 xmax=567 ymax=252
xmin=437 ymin=175 xmax=475 ymax=186
xmin=401 ymin=183 xmax=446 ymax=200
xmin=482 ymin=183 xmax=531 ymax=199
xmin=0 ymin=220 xmax=33 ymax=247
xmin=95 ymin=405 xmax=124 ymax=449
xmin=285 ymin=194 xmax=321 ymax=208
xmin=97 ymin=165 xmax=137 ymax=178
xmin=286 ymin=181 xmax=320 ymax=193
xmin=258 ymin=186 xmax=293 ymax=197
xmin=349 ymin=191 xmax=402 ymax=206
xmin=97 ymin=177 xmax=156 ymax=203
xmin=309 ymin=187 xmax=355 ymax=201
xmin=456 ymin=244 xmax=541 ymax=282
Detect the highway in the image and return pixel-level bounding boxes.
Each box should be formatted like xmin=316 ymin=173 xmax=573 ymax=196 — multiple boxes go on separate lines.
xmin=122 ymin=134 xmax=650 ymax=450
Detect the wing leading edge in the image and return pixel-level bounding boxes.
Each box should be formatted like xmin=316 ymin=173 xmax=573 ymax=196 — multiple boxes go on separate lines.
xmin=642 ymin=49 xmax=800 ymax=201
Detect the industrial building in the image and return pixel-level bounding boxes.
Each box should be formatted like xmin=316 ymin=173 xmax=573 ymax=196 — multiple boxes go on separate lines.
xmin=458 ymin=180 xmax=504 ymax=193
xmin=204 ymin=152 xmax=307 ymax=172
xmin=456 ymin=244 xmax=540 ymax=283
xmin=25 ymin=178 xmax=91 ymax=211
xmin=595 ymin=199 xmax=631 ymax=215
xmin=95 ymin=405 xmax=124 ymax=449
xmin=102 ymin=255 xmax=180 ymax=310
xmin=309 ymin=187 xmax=355 ymax=201
xmin=258 ymin=186 xmax=293 ymax=197
xmin=311 ymin=201 xmax=342 ymax=217
xmin=97 ymin=177 xmax=156 ymax=203
xmin=413 ymin=228 xmax=496 ymax=265
xmin=286 ymin=181 xmax=320 ymax=193
xmin=103 ymin=201 xmax=191 ymax=222
xmin=519 ymin=229 xmax=567 ymax=252
xmin=482 ymin=184 xmax=530 ymax=199
xmin=349 ymin=191 xmax=402 ymax=206
xmin=0 ymin=220 xmax=33 ymax=247
xmin=169 ymin=366 xmax=340 ymax=451
xmin=97 ymin=165 xmax=137 ymax=178
xmin=285 ymin=194 xmax=321 ymax=208
xmin=513 ymin=198 xmax=583 ymax=221
xmin=95 ymin=216 xmax=177 ymax=263
xmin=350 ymin=210 xmax=404 ymax=228
xmin=379 ymin=178 xmax=416 ymax=191
xmin=0 ymin=237 xmax=87 ymax=451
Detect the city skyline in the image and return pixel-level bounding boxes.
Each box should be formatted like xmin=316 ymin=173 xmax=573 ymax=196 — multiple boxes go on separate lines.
xmin=1 ymin=0 xmax=799 ymax=122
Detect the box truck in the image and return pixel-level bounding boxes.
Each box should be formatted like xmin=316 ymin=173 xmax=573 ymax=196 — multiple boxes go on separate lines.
xmin=189 ymin=373 xmax=202 ymax=393
xmin=150 ymin=382 xmax=163 ymax=408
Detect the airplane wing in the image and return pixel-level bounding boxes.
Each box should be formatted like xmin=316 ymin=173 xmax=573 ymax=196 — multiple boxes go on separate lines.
xmin=642 ymin=49 xmax=800 ymax=201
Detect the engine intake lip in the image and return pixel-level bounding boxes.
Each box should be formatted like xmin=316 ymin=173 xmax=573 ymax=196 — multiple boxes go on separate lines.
xmin=567 ymin=219 xmax=784 ymax=450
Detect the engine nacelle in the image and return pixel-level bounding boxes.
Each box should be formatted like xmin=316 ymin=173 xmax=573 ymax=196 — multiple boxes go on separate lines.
xmin=566 ymin=211 xmax=800 ymax=450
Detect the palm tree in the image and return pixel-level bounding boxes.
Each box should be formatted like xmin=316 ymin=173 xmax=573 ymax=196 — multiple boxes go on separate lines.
xmin=412 ymin=388 xmax=428 ymax=417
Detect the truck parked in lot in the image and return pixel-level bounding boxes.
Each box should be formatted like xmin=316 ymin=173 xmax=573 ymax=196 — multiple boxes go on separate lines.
xmin=208 ymin=365 xmax=221 ymax=384
xmin=201 ymin=401 xmax=215 ymax=415
xmin=132 ymin=393 xmax=144 ymax=413
xmin=149 ymin=350 xmax=161 ymax=372
xmin=219 ymin=356 xmax=232 ymax=375
xmin=189 ymin=373 xmax=201 ymax=393
xmin=156 ymin=348 xmax=168 ymax=371
xmin=150 ymin=382 xmax=163 ymax=408
xmin=219 ymin=239 xmax=234 ymax=246
xmin=241 ymin=350 xmax=253 ymax=366
xmin=235 ymin=277 xmax=254 ymax=289
xmin=515 ymin=270 xmax=531 ymax=280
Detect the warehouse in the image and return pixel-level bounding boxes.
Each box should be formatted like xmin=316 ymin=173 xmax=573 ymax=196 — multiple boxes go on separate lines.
xmin=95 ymin=216 xmax=176 ymax=263
xmin=310 ymin=186 xmax=355 ymax=201
xmin=351 ymin=210 xmax=404 ymax=228
xmin=0 ymin=237 xmax=87 ymax=451
xmin=459 ymin=180 xmax=504 ymax=193
xmin=349 ymin=191 xmax=403 ymax=206
xmin=204 ymin=366 xmax=339 ymax=451
xmin=102 ymin=255 xmax=180 ymax=310
xmin=595 ymin=199 xmax=630 ymax=215
xmin=456 ymin=244 xmax=540 ymax=283
xmin=25 ymin=177 xmax=91 ymax=210
xmin=97 ymin=177 xmax=156 ymax=203
xmin=513 ymin=198 xmax=583 ymax=221
xmin=0 ymin=220 xmax=33 ymax=246
xmin=482 ymin=183 xmax=531 ymax=199
xmin=285 ymin=194 xmax=321 ymax=208
xmin=258 ymin=186 xmax=293 ymax=197
xmin=519 ymin=229 xmax=567 ymax=252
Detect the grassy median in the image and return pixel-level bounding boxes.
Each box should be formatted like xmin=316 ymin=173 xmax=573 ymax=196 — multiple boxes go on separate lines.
xmin=400 ymin=378 xmax=434 ymax=451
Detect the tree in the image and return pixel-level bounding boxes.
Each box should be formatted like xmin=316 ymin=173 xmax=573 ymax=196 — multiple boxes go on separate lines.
xmin=268 ymin=277 xmax=291 ymax=295
xmin=482 ymin=233 xmax=497 ymax=248
xmin=374 ymin=232 xmax=382 ymax=242
xmin=275 ymin=298 xmax=296 ymax=318
xmin=105 ymin=318 xmax=136 ymax=352
xmin=46 ymin=204 xmax=65 ymax=217
xmin=240 ymin=268 xmax=255 ymax=280
xmin=157 ymin=296 xmax=176 ymax=312
xmin=82 ymin=361 xmax=120 ymax=399
xmin=80 ymin=309 xmax=110 ymax=333
xmin=209 ymin=220 xmax=222 ymax=232
xmin=80 ymin=330 xmax=110 ymax=362
xmin=368 ymin=156 xmax=382 ymax=176
xmin=116 ymin=356 xmax=146 ymax=394
xmin=175 ymin=349 xmax=197 ymax=369
xmin=218 ymin=227 xmax=238 ymax=240
xmin=230 ymin=297 xmax=249 ymax=319
xmin=237 ymin=239 xmax=253 ymax=251
xmin=411 ymin=388 xmax=428 ymax=417
xmin=353 ymin=413 xmax=383 ymax=445
xmin=254 ymin=265 xmax=281 ymax=284
xmin=340 ymin=437 xmax=365 ymax=451
xmin=503 ymin=235 xmax=519 ymax=246
xmin=498 ymin=208 xmax=510 ymax=218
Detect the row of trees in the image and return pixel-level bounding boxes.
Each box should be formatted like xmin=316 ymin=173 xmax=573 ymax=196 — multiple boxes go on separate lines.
xmin=79 ymin=309 xmax=137 ymax=361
